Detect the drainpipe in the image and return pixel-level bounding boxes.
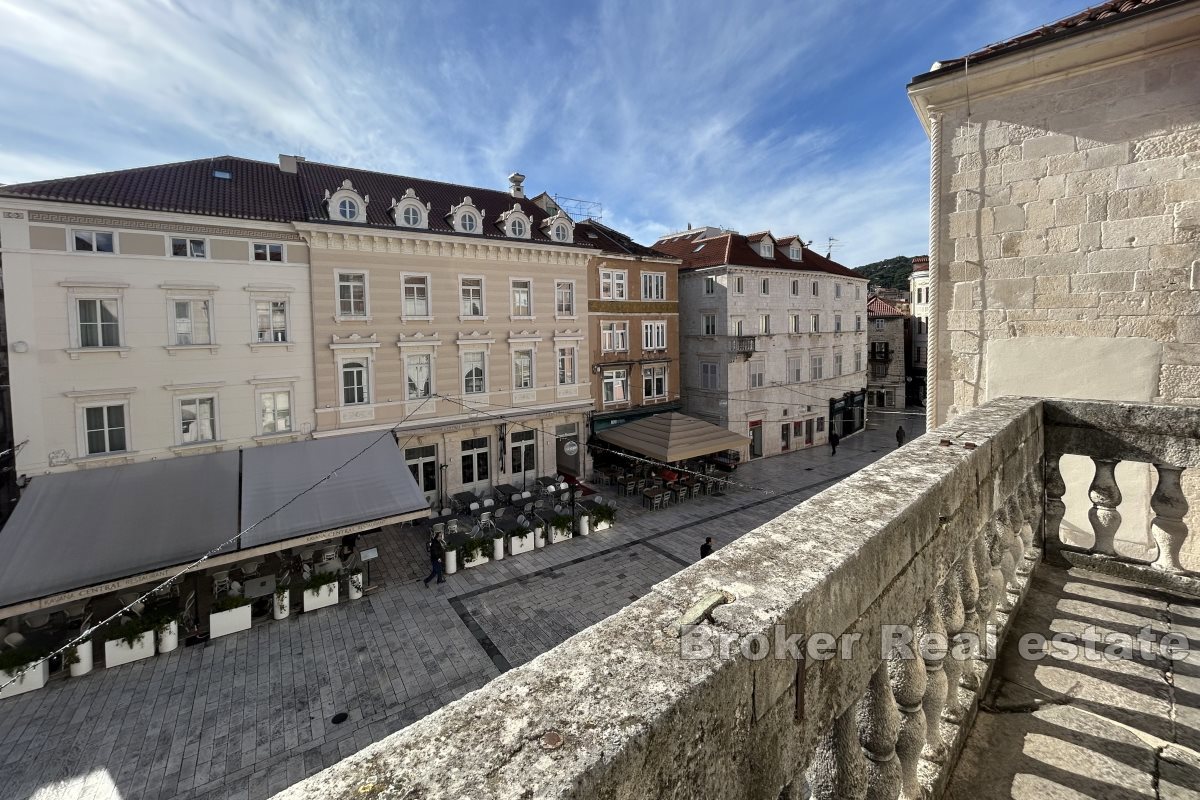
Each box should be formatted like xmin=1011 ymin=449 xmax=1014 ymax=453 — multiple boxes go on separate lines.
xmin=926 ymin=111 xmax=943 ymax=432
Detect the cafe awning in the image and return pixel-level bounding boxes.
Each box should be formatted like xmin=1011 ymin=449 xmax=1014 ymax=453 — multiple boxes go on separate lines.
xmin=594 ymin=412 xmax=750 ymax=463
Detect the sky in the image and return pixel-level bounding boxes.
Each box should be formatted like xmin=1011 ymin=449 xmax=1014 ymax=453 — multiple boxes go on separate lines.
xmin=0 ymin=0 xmax=1090 ymax=267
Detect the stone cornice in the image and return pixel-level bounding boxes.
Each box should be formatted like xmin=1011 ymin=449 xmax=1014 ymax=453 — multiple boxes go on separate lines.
xmin=297 ymin=226 xmax=591 ymax=267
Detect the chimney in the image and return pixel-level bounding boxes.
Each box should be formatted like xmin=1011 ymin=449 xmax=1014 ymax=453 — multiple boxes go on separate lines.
xmin=279 ymin=154 xmax=306 ymax=174
xmin=508 ymin=172 xmax=526 ymax=198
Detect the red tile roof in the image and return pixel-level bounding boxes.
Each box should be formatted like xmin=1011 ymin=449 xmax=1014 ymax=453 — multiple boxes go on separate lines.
xmin=867 ymin=295 xmax=905 ymax=318
xmin=911 ymin=255 xmax=929 ymax=273
xmin=653 ymin=231 xmax=861 ymax=279
xmin=574 ymin=219 xmax=677 ymax=260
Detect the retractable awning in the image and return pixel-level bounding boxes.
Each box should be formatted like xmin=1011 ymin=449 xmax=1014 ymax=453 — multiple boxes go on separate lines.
xmin=594 ymin=412 xmax=750 ymax=463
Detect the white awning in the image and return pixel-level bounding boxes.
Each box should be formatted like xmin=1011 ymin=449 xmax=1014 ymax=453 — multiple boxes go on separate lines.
xmin=595 ymin=412 xmax=751 ymax=462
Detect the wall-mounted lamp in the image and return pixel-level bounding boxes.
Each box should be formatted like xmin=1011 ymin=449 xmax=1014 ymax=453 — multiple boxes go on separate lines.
xmin=11 ymin=341 xmax=29 ymax=353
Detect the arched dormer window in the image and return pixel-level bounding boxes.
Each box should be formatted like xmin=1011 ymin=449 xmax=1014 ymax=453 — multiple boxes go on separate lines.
xmin=390 ymin=188 xmax=429 ymax=229
xmin=326 ymin=180 xmax=369 ymax=223
xmin=498 ymin=204 xmax=532 ymax=239
xmin=449 ymin=196 xmax=484 ymax=234
xmin=539 ymin=210 xmax=575 ymax=244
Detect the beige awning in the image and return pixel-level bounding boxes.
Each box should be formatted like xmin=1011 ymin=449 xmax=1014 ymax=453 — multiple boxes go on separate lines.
xmin=595 ymin=412 xmax=751 ymax=463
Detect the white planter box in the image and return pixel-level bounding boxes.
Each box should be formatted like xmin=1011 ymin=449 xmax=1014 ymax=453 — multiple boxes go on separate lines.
xmin=347 ymin=573 xmax=363 ymax=600
xmin=594 ymin=520 xmax=612 ymax=532
xmin=69 ymin=640 xmax=94 ymax=677
xmin=509 ymin=532 xmax=535 ymax=555
xmin=303 ymin=582 xmax=339 ymax=612
xmin=577 ymin=517 xmax=590 ymax=537
xmin=209 ymin=605 xmax=252 ymax=639
xmin=0 ymin=659 xmax=48 ymax=699
xmin=105 ymin=630 xmax=155 ymax=668
xmin=157 ymin=620 xmax=178 ymax=653
xmin=445 ymin=550 xmax=458 ymax=574
xmin=273 ymin=591 xmax=290 ymax=620
xmin=491 ymin=538 xmax=505 ymax=561
xmin=550 ymin=527 xmax=572 ymax=544
xmin=461 ymin=551 xmax=490 ymax=569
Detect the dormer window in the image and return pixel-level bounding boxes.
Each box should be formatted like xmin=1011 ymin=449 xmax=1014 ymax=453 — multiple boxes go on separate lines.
xmin=499 ymin=203 xmax=532 ymax=239
xmin=338 ymin=198 xmax=359 ymax=220
xmin=402 ymin=207 xmax=421 ymax=226
xmin=553 ymin=224 xmax=568 ymax=242
xmin=450 ymin=196 xmax=485 ymax=234
xmin=789 ymin=245 xmax=801 ymax=260
xmin=540 ymin=210 xmax=574 ymax=244
xmin=326 ymin=179 xmax=369 ymax=223
xmin=511 ymin=219 xmax=527 ymax=237
xmin=461 ymin=213 xmax=478 ymax=232
xmin=390 ymin=189 xmax=429 ymax=229
xmin=761 ymin=242 xmax=773 ymax=257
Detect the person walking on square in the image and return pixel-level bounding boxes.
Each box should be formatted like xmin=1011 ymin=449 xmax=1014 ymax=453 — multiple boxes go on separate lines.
xmin=424 ymin=531 xmax=446 ymax=586
xmin=700 ymin=537 xmax=714 ymax=559
xmin=829 ymin=431 xmax=840 ymax=455
xmin=896 ymin=425 xmax=906 ymax=448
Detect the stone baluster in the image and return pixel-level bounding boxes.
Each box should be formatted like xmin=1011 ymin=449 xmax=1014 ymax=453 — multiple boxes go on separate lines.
xmin=974 ymin=530 xmax=996 ymax=631
xmin=889 ymin=640 xmax=927 ymax=800
xmin=915 ymin=597 xmax=948 ymax=763
xmin=1017 ymin=478 xmax=1039 ymax=558
xmin=955 ymin=549 xmax=982 ymax=692
xmin=807 ymin=704 xmax=868 ymax=800
xmin=858 ymin=662 xmax=902 ymax=800
xmin=1004 ymin=496 xmax=1026 ymax=578
xmin=1088 ymin=458 xmax=1122 ymax=556
xmin=937 ymin=573 xmax=966 ymax=722
xmin=987 ymin=519 xmax=1009 ymax=617
xmin=1044 ymin=453 xmax=1068 ymax=565
xmin=1150 ymin=464 xmax=1190 ymax=573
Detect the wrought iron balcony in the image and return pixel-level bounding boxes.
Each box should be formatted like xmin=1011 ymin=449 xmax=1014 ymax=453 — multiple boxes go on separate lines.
xmin=869 ymin=345 xmax=891 ymax=362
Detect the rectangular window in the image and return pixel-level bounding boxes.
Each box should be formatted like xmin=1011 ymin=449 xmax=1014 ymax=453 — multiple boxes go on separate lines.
xmin=342 ymin=361 xmax=369 ymax=405
xmin=260 ymin=390 xmax=292 ymax=434
xmin=84 ymin=405 xmax=126 ymax=455
xmin=179 ymin=397 xmax=216 ymax=443
xmin=855 ymin=285 xmax=862 ymax=300
xmin=513 ymin=349 xmax=533 ymax=390
xmin=463 ymin=351 xmax=486 ymax=394
xmin=812 ymin=281 xmax=819 ymax=297
xmin=760 ymin=278 xmax=770 ymax=295
xmin=835 ymin=283 xmax=842 ymax=299
xmin=337 ymin=273 xmax=367 ymax=317
xmin=732 ymin=318 xmax=744 ymax=336
xmin=642 ymin=320 xmax=667 ymax=350
xmin=641 ymin=272 xmax=666 ymax=300
xmin=643 ymin=366 xmax=667 ymax=399
xmin=255 ymin=300 xmax=287 ymax=342
xmin=73 ymin=229 xmax=114 ymax=253
xmin=599 ymin=269 xmax=627 ymax=300
xmin=601 ymin=321 xmax=628 ymax=352
xmin=252 ymin=242 xmax=284 ymax=262
xmin=835 ymin=353 xmax=844 ymax=376
xmin=855 ymin=350 xmax=863 ymax=372
xmin=733 ymin=276 xmax=744 ymax=294
xmin=511 ymin=279 xmax=532 ymax=317
xmin=759 ymin=314 xmax=771 ymax=335
xmin=602 ymin=368 xmax=629 ymax=404
xmin=874 ymin=319 xmax=885 ymax=331
xmin=173 ymin=299 xmax=211 ymax=345
xmin=700 ymin=361 xmax=719 ymax=390
xmin=816 ymin=417 xmax=825 ymax=432
xmin=460 ymin=436 xmax=490 ymax=485
xmin=787 ymin=356 xmax=804 ymax=383
xmin=791 ymin=279 xmax=799 ymax=296
xmin=406 ymin=354 xmax=431 ymax=400
xmin=704 ymin=276 xmax=716 ymax=295
xmin=872 ymin=363 xmax=888 ymax=379
xmin=856 ymin=314 xmax=863 ymax=332
xmin=77 ymin=298 xmax=120 ymax=347
xmin=834 ymin=314 xmax=842 ymax=333
xmin=702 ymin=314 xmax=717 ymax=336
xmin=555 ymin=281 xmax=575 ymax=316
xmin=789 ymin=314 xmax=801 ymax=334
xmin=171 ymin=237 xmax=206 ymax=258
xmin=461 ymin=277 xmax=484 ymax=316
xmin=403 ymin=275 xmax=430 ymax=317
xmin=557 ymin=346 xmax=576 ymax=385
xmin=749 ymin=361 xmax=765 ymax=389
xmin=810 ymin=314 xmax=820 ymax=333
xmin=511 ymin=429 xmax=536 ymax=474
xmin=811 ymin=355 xmax=824 ymax=380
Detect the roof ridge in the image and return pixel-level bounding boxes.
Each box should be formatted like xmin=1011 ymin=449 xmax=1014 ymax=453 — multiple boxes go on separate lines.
xmin=297 ymin=158 xmax=523 ymax=201
xmin=0 ymin=154 xmax=279 ymax=191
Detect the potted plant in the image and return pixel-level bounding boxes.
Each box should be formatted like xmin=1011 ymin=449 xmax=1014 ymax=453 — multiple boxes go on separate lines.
xmin=509 ymin=524 xmax=535 ymax=556
xmin=534 ymin=522 xmax=548 ymax=549
xmin=153 ymin=610 xmax=181 ymax=654
xmin=65 ymin=637 xmax=93 ymax=678
xmin=459 ymin=536 xmax=490 ymax=569
xmin=273 ymin=583 xmax=290 ymax=620
xmin=549 ymin=513 xmax=574 ymax=544
xmin=209 ymin=594 xmax=252 ymax=639
xmin=302 ymin=570 xmax=340 ymax=612
xmin=104 ymin=616 xmax=157 ymax=667
xmin=491 ymin=529 xmax=506 ymax=561
xmin=444 ymin=545 xmax=458 ymax=574
xmin=347 ymin=567 xmax=364 ymax=600
xmin=590 ymin=504 xmax=617 ymax=532
xmin=0 ymin=645 xmax=49 ymax=699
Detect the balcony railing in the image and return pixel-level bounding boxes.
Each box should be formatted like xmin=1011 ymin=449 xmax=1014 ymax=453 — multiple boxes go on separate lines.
xmin=869 ymin=346 xmax=891 ymax=362
xmin=728 ymin=335 xmax=758 ymax=354
xmin=276 ymin=396 xmax=1198 ymax=800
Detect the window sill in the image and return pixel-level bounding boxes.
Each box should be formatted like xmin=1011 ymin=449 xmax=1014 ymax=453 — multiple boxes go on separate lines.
xmin=509 ymin=315 xmax=536 ymax=322
xmin=66 ymin=347 xmax=131 ymax=360
xmin=458 ymin=315 xmax=489 ymax=323
xmin=169 ymin=440 xmax=226 ymax=455
xmin=253 ymin=432 xmax=304 ymax=444
xmin=400 ymin=316 xmax=434 ymax=323
xmin=165 ymin=344 xmax=220 ymax=355
xmin=72 ymin=451 xmax=138 ymax=468
xmin=554 ymin=315 xmax=577 ymax=321
xmin=334 ymin=315 xmax=373 ymax=323
xmin=248 ymin=341 xmax=295 ymax=353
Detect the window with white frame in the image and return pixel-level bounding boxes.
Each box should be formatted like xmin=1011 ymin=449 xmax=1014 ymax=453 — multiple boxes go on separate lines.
xmin=791 ymin=279 xmax=799 ymax=295
xmin=642 ymin=320 xmax=666 ymax=350
xmin=810 ymin=314 xmax=820 ymax=333
xmin=759 ymin=314 xmax=771 ymax=335
xmin=259 ymin=389 xmax=292 ymax=434
xmin=834 ymin=314 xmax=842 ymax=333
xmin=704 ymin=276 xmax=716 ymax=295
xmin=461 ymin=436 xmax=489 ymax=485
xmin=787 ymin=356 xmax=804 ymax=383
xmin=402 ymin=206 xmax=422 ymax=227
xmin=406 ymin=354 xmax=432 ymax=400
xmin=510 ymin=429 xmax=536 ymax=474
xmin=171 ymin=237 xmax=206 ymax=258
xmin=461 ymin=277 xmax=484 ymax=316
xmin=557 ymin=346 xmax=576 ymax=385
xmin=749 ymin=361 xmax=765 ymax=389
xmin=77 ymin=298 xmax=121 ymax=347
xmin=337 ymin=272 xmax=368 ymax=317
xmin=835 ymin=283 xmax=842 ymax=299
xmin=342 ymin=361 xmax=369 ymax=405
xmin=732 ymin=318 xmax=744 ymax=336
xmin=700 ymin=361 xmax=719 ymax=390
xmin=812 ymin=281 xmax=819 ymax=297
xmin=733 ymin=275 xmax=744 ymax=294
xmin=555 ymin=281 xmax=575 ymax=316
xmin=643 ymin=365 xmax=667 ymax=400
xmin=172 ymin=299 xmax=212 ymax=345
xmin=552 ymin=223 xmax=569 ymax=242
xmin=73 ymin=229 xmax=114 ymax=253
xmin=641 ymin=272 xmax=666 ymax=300
xmin=760 ymin=278 xmax=770 ymax=295
xmin=702 ymin=314 xmax=716 ymax=335
xmin=509 ymin=217 xmax=527 ymax=238
xmin=789 ymin=313 xmax=801 ymax=334
xmin=602 ymin=368 xmax=628 ymax=404
xmin=761 ymin=242 xmax=774 ymax=258
xmin=511 ymin=279 xmax=532 ymax=317
xmin=179 ymin=396 xmax=216 ymax=443
xmin=337 ymin=198 xmax=359 ymax=221
xmin=811 ymin=355 xmax=824 ymax=380
xmin=835 ymin=352 xmax=844 ymax=376
xmin=513 ymin=349 xmax=533 ymax=390
xmin=601 ymin=321 xmax=628 ymax=352
xmin=855 ymin=285 xmax=862 ymax=300
xmin=403 ymin=275 xmax=430 ymax=318
xmin=599 ymin=269 xmax=627 ymax=300
xmin=789 ymin=245 xmax=800 ymax=260
xmin=855 ymin=349 xmax=863 ymax=372
xmin=874 ymin=319 xmax=885 ymax=331
xmin=82 ymin=404 xmax=127 ymax=455
xmin=252 ymin=242 xmax=284 ymax=262
xmin=462 ymin=351 xmax=486 ymax=394
xmin=459 ymin=212 xmax=479 ymax=233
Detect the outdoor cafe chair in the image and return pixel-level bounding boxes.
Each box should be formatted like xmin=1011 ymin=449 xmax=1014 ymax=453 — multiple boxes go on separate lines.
xmin=469 ymin=502 xmax=481 ymax=515
xmin=479 ymin=511 xmax=495 ymax=530
xmin=494 ymin=506 xmax=507 ymax=520
xmin=483 ymin=498 xmax=495 ymax=509
xmin=447 ymin=518 xmax=460 ymax=534
xmin=432 ymin=522 xmax=445 ymax=536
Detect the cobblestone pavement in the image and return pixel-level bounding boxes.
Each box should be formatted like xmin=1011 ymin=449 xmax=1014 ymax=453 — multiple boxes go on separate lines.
xmin=0 ymin=411 xmax=924 ymax=800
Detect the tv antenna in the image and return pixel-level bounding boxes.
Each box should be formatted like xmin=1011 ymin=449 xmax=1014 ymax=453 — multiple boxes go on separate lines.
xmin=825 ymin=237 xmax=843 ymax=258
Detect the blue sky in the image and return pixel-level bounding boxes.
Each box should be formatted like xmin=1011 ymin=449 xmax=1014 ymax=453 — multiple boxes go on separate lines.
xmin=0 ymin=0 xmax=1088 ymax=266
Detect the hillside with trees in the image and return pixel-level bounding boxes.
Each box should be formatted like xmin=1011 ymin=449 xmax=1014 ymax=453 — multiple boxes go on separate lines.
xmin=854 ymin=255 xmax=914 ymax=290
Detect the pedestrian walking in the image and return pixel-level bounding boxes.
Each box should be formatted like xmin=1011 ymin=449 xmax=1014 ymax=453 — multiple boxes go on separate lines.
xmin=423 ymin=531 xmax=446 ymax=586
xmin=829 ymin=431 xmax=840 ymax=455
xmin=896 ymin=425 xmax=906 ymax=448
xmin=700 ymin=537 xmax=714 ymax=559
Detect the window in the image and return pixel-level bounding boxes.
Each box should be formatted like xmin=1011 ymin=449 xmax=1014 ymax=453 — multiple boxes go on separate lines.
xmin=601 ymin=321 xmax=628 ymax=352
xmin=511 ymin=429 xmax=536 ymax=474
xmin=643 ymin=366 xmax=668 ymax=400
xmin=260 ymin=390 xmax=292 ymax=434
xmin=733 ymin=276 xmax=744 ymax=294
xmin=702 ymin=314 xmax=717 ymax=335
xmin=599 ymin=269 xmax=627 ymax=300
xmin=812 ymin=281 xmax=819 ymax=297
xmin=461 ymin=213 xmax=479 ymax=233
xmin=704 ymin=276 xmax=716 ymax=295
xmin=791 ymin=279 xmax=799 ymax=296
xmin=855 ymin=285 xmax=862 ymax=300
xmin=402 ymin=206 xmax=422 ymax=227
xmin=759 ymin=314 xmax=771 ymax=335
xmin=77 ymin=298 xmax=120 ymax=347
xmin=602 ymin=369 xmax=629 ymax=404
xmin=253 ymin=242 xmax=283 ymax=262
xmin=511 ymin=280 xmax=532 ymax=317
xmin=787 ymin=356 xmax=804 ymax=383
xmin=73 ymin=230 xmax=114 ymax=253
xmin=856 ymin=315 xmax=863 ymax=332
xmin=557 ymin=346 xmax=576 ymax=385
xmin=406 ymin=354 xmax=432 ymax=400
xmin=83 ymin=405 xmax=126 ymax=455
xmin=403 ymin=276 xmax=430 ymax=318
xmin=835 ymin=353 xmax=844 ymax=376
xmin=406 ymin=444 xmax=439 ymax=495
xmin=555 ymin=281 xmax=575 ymax=316
xmin=760 ymin=278 xmax=770 ymax=295
xmin=816 ymin=417 xmax=825 ymax=432
xmin=337 ymin=273 xmax=367 ymax=317
xmin=513 ymin=349 xmax=533 ymax=390
xmin=342 ymin=361 xmax=369 ymax=405
xmin=915 ymin=346 xmax=924 ymax=364
xmin=789 ymin=245 xmax=800 ymax=260
xmin=642 ymin=321 xmax=667 ymax=350
xmin=463 ymin=352 xmax=486 ymax=394
xmin=552 ymin=223 xmax=568 ymax=241
xmin=700 ymin=361 xmax=719 ymax=390
xmin=811 ymin=355 xmax=824 ymax=380
xmin=761 ymin=242 xmax=774 ymax=258
xmin=642 ymin=273 xmax=666 ymax=300
xmin=337 ymin=198 xmax=359 ymax=220
xmin=789 ymin=314 xmax=801 ymax=334
xmin=179 ymin=397 xmax=216 ymax=444
xmin=171 ymin=237 xmax=206 ymax=258
xmin=461 ymin=277 xmax=484 ymax=316
xmin=173 ymin=299 xmax=211 ymax=345
xmin=460 ymin=436 xmax=490 ymax=485
xmin=874 ymin=319 xmax=885 ymax=332
xmin=810 ymin=314 xmax=820 ymax=333
xmin=871 ymin=363 xmax=888 ymax=379
xmin=510 ymin=218 xmax=526 ymax=237
xmin=835 ymin=283 xmax=842 ymax=299
xmin=749 ymin=361 xmax=765 ymax=389
xmin=732 ymin=318 xmax=744 ymax=336
xmin=834 ymin=315 xmax=842 ymax=333
xmin=855 ymin=350 xmax=863 ymax=372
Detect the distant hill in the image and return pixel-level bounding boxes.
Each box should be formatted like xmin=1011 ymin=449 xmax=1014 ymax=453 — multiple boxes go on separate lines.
xmin=854 ymin=255 xmax=914 ymax=291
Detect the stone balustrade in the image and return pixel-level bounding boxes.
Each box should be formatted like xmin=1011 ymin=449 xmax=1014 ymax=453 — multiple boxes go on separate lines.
xmin=274 ymin=395 xmax=1196 ymax=800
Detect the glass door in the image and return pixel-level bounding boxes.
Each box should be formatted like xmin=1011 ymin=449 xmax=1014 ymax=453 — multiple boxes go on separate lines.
xmin=460 ymin=436 xmax=491 ymax=493
xmin=749 ymin=420 xmax=763 ymax=459
xmin=510 ymin=429 xmax=537 ymax=489
xmin=405 ymin=445 xmax=439 ymax=507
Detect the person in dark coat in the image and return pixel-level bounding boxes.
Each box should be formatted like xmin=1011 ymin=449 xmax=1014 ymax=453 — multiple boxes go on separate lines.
xmin=700 ymin=537 xmax=714 ymax=559
xmin=424 ymin=531 xmax=446 ymax=585
xmin=896 ymin=425 xmax=907 ymax=448
xmin=829 ymin=431 xmax=840 ymax=455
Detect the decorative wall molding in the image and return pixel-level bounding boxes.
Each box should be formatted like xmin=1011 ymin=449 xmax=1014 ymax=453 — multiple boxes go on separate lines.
xmin=301 ymin=228 xmax=590 ymax=266
xmin=29 ymin=211 xmax=303 ymax=241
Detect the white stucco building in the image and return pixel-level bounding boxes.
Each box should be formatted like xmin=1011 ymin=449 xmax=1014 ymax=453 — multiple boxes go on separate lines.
xmin=908 ymin=255 xmax=929 ymax=404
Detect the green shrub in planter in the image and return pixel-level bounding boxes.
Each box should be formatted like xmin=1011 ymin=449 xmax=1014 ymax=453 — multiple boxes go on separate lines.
xmin=304 ymin=571 xmax=339 ymax=596
xmin=590 ymin=504 xmax=616 ymax=526
xmin=512 ymin=525 xmax=533 ymax=544
xmin=550 ymin=513 xmax=573 ymax=534
xmin=0 ymin=645 xmax=47 ymax=678
xmin=104 ymin=615 xmax=159 ymax=648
